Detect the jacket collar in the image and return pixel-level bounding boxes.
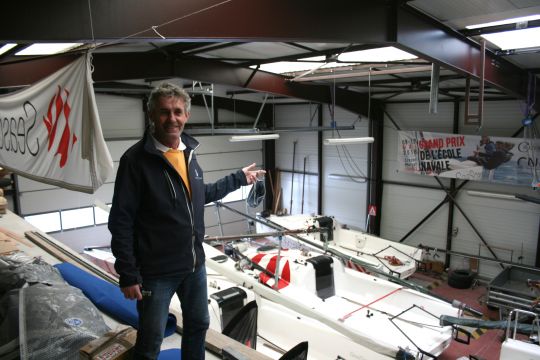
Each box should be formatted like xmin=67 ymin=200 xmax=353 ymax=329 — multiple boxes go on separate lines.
xmin=143 ymin=130 xmax=200 ymax=155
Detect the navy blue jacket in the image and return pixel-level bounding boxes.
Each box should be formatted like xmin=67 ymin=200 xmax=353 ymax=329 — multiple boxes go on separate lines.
xmin=109 ymin=131 xmax=247 ymax=287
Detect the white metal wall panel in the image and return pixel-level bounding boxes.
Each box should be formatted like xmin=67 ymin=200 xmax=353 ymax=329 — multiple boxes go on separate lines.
xmin=218 ymin=108 xmax=255 ymax=124
xmin=380 ymin=100 xmax=539 ymax=279
xmin=274 ymin=104 xmax=320 ymax=216
xmin=204 ymin=200 xmax=262 ymax=235
xmin=18 ymin=138 xmax=135 ymax=214
xmin=381 ymin=184 xmax=450 ymax=247
xmin=450 ymin=193 xmax=539 ymax=278
xmin=52 ymin=225 xmax=111 ymax=253
xmin=20 ymin=182 xmax=114 ymax=214
xmin=96 ymin=94 xmax=144 ymax=139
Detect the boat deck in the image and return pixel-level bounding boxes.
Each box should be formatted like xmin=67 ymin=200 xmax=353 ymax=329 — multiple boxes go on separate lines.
xmin=409 ymin=270 xmax=526 ymax=360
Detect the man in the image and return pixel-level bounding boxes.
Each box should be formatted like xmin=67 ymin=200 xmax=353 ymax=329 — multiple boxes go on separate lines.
xmin=108 ymin=82 xmax=264 ymax=360
xmin=467 ymin=135 xmax=496 ymax=167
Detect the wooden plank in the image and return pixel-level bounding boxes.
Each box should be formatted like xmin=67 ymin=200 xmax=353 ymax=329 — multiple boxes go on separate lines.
xmin=0 ymin=225 xmax=34 ymax=247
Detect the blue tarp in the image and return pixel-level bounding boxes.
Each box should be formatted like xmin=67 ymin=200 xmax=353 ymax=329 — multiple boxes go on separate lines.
xmin=158 ymin=348 xmax=182 ymax=359
xmin=54 ymin=262 xmax=177 ymax=337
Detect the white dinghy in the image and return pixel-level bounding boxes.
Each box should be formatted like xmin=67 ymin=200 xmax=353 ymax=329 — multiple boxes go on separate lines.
xmin=204 ymin=240 xmax=464 ymax=359
xmin=256 ymin=213 xmax=423 ymax=279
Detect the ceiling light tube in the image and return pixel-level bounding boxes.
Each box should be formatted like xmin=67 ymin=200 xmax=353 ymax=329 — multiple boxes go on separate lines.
xmin=229 ymin=133 xmax=280 ymax=142
xmin=466 ymin=190 xmax=519 ymax=201
xmin=324 ymin=137 xmax=374 ymax=145
xmin=328 ymin=173 xmax=367 ymax=182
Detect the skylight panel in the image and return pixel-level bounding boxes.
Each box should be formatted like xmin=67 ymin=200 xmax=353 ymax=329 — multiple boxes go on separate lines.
xmin=255 ymin=61 xmax=322 ymax=74
xmin=0 ymin=43 xmax=17 ymax=55
xmin=16 ymin=43 xmax=82 ymax=55
xmin=338 ymin=46 xmax=417 ymax=62
xmin=482 ymin=27 xmax=540 ymax=50
xmin=466 ymin=14 xmax=540 ymax=29
xmin=254 ymin=47 xmax=416 ymax=75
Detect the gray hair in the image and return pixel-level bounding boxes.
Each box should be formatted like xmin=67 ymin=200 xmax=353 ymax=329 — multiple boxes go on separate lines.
xmin=147 ymin=82 xmax=191 ymax=114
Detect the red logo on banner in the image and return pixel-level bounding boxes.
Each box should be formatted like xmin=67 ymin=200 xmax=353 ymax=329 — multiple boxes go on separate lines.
xmin=43 ymin=86 xmax=78 ymax=168
xmin=368 ymin=204 xmax=377 ymax=216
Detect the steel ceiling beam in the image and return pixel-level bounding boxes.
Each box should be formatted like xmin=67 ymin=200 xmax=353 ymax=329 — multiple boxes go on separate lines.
xmin=1 ymin=0 xmax=391 ymax=43
xmin=0 ymin=53 xmax=372 ymax=115
xmin=395 ymin=6 xmax=534 ymax=105
xmin=0 ymin=0 xmax=536 ymax=108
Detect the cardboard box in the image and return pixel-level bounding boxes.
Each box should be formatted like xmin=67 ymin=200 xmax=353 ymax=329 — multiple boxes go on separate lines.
xmin=421 ymin=260 xmax=445 ymax=274
xmin=80 ymin=327 xmax=137 ymax=360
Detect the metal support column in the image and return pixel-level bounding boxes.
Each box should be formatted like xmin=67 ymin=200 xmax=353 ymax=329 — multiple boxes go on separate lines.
xmin=318 ymin=104 xmax=323 ymax=215
xmin=445 ymin=100 xmax=460 ymax=268
xmin=536 ymin=219 xmax=540 ymax=268
xmin=367 ymin=103 xmax=384 ymax=235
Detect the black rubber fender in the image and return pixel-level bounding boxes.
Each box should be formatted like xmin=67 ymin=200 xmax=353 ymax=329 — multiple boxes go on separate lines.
xmin=448 ymin=269 xmax=475 ymax=289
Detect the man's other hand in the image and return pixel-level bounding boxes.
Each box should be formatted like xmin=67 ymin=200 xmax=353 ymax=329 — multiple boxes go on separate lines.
xmin=121 ymin=284 xmax=143 ymax=300
xmin=242 ymin=163 xmax=266 ymax=184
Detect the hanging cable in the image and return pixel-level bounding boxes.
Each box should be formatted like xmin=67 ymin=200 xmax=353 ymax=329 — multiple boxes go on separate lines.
xmin=246 ymin=176 xmax=266 ymax=208
xmin=87 ymin=0 xmax=96 ymax=47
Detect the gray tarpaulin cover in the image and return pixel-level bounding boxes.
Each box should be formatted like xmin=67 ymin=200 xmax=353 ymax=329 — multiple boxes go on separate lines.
xmin=0 ymin=254 xmax=110 ymax=359
xmin=0 ymin=254 xmax=65 ymax=297
xmin=19 ymin=283 xmax=110 ymax=359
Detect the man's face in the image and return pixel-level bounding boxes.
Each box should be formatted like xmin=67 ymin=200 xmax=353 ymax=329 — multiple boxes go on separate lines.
xmin=150 ymin=96 xmax=190 ymax=147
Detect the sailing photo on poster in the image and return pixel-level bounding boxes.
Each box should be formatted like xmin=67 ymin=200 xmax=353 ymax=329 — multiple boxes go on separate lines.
xmin=397 ymin=130 xmax=540 ymax=187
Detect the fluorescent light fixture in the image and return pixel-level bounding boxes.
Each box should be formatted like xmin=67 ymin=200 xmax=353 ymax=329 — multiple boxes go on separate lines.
xmin=328 ymin=173 xmax=367 ymax=182
xmin=466 ymin=14 xmax=540 ymax=29
xmin=467 ymin=190 xmax=519 ymax=201
xmin=324 ymin=137 xmax=374 ymax=145
xmin=481 ymin=27 xmax=540 ymax=50
xmin=0 ymin=43 xmax=17 ymax=55
xmin=16 ymin=43 xmax=82 ymax=56
xmin=229 ymin=133 xmax=280 ymax=142
xmin=338 ymin=46 xmax=417 ymax=62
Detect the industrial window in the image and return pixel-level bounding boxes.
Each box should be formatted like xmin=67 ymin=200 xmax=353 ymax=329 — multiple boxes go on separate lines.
xmin=61 ymin=207 xmax=95 ymax=230
xmin=94 ymin=204 xmax=110 ymax=225
xmin=25 ymin=212 xmax=61 ymax=233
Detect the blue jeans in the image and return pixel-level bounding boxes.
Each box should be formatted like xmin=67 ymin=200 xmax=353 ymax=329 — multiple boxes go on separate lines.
xmin=134 ymin=266 xmax=210 ymax=360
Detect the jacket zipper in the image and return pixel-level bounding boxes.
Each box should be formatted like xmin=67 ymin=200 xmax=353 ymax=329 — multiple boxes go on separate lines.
xmin=163 ymin=170 xmax=177 ymax=205
xmin=186 ymin=148 xmax=196 ymax=271
xmin=164 ymin=157 xmax=196 ymax=271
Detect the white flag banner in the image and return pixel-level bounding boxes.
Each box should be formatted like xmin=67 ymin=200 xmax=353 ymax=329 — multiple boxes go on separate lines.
xmin=0 ymin=54 xmax=113 ymax=193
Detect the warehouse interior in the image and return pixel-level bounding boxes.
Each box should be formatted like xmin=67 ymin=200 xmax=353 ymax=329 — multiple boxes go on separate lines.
xmin=0 ymin=1 xmax=539 ymax=359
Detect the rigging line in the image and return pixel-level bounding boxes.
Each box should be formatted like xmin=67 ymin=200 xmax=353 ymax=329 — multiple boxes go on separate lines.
xmin=333 ymin=128 xmax=368 ymax=179
xmin=342 ymin=145 xmax=368 ymax=177
xmin=527 ymin=72 xmax=536 ymax=113
xmin=335 ymin=128 xmax=367 ymax=177
xmin=92 ymin=0 xmax=233 ymax=50
xmin=335 ymin=145 xmax=367 ymax=182
xmin=87 ymin=0 xmax=96 ymax=45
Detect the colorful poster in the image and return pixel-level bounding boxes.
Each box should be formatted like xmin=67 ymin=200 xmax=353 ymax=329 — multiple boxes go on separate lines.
xmin=0 ymin=54 xmax=113 ymax=193
xmin=397 ymin=130 xmax=540 ymax=187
